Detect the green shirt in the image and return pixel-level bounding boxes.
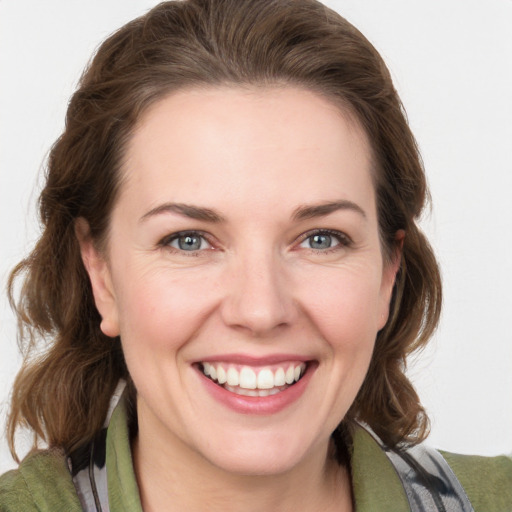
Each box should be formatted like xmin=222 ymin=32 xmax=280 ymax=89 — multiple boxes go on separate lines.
xmin=1 ymin=399 xmax=511 ymax=511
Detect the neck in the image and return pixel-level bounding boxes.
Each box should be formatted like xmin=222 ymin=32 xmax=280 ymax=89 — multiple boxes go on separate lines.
xmin=133 ymin=422 xmax=353 ymax=512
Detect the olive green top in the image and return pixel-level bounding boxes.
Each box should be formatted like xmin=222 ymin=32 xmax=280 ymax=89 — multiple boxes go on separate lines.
xmin=1 ymin=400 xmax=511 ymax=511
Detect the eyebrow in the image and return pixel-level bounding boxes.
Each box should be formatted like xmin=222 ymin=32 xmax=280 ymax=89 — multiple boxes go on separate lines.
xmin=140 ymin=199 xmax=365 ymax=223
xmin=292 ymin=200 xmax=367 ymax=221
xmin=140 ymin=202 xmax=225 ymax=223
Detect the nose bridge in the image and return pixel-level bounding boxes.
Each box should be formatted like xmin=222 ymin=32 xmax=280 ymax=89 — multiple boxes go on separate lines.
xmin=221 ymin=244 xmax=294 ymax=335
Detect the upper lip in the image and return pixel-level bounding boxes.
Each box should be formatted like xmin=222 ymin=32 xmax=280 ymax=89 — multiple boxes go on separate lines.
xmin=193 ymin=353 xmax=313 ymax=365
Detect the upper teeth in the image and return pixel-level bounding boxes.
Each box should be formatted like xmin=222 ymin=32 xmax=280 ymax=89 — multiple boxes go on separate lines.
xmin=201 ymin=362 xmax=306 ymax=390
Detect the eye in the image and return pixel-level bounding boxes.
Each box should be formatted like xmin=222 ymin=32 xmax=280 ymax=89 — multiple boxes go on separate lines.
xmin=298 ymin=230 xmax=350 ymax=251
xmin=302 ymin=233 xmax=339 ymax=250
xmin=161 ymin=231 xmax=212 ymax=252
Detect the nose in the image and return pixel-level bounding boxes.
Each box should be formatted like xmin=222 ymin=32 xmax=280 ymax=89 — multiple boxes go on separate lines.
xmin=219 ymin=251 xmax=297 ymax=336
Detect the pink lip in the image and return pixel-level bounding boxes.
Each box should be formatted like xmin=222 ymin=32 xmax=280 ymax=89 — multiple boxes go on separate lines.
xmin=196 ymin=361 xmax=316 ymax=415
xmin=194 ymin=353 xmax=311 ymax=365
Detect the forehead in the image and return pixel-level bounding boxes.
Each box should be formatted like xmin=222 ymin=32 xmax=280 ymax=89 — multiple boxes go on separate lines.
xmin=120 ymin=86 xmax=375 ymax=217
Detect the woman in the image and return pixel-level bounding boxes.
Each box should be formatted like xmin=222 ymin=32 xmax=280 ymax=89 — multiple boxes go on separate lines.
xmin=1 ymin=0 xmax=511 ymax=510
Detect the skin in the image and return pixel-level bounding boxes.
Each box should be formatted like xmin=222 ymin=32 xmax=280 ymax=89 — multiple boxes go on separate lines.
xmin=78 ymin=86 xmax=401 ymax=512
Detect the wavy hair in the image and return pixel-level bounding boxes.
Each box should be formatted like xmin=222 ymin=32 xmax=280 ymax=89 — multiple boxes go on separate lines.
xmin=7 ymin=0 xmax=441 ymax=460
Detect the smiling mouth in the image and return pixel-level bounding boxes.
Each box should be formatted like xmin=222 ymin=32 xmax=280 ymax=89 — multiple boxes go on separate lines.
xmin=199 ymin=362 xmax=307 ymax=397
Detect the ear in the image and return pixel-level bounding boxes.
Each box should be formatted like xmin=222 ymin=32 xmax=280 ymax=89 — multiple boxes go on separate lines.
xmin=75 ymin=218 xmax=120 ymax=338
xmin=378 ymin=229 xmax=405 ymax=329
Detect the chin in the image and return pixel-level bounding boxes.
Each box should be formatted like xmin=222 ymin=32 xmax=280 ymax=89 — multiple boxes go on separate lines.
xmin=196 ymin=430 xmax=318 ymax=477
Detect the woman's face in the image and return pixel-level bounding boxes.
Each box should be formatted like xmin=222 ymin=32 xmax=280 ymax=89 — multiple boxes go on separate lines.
xmin=84 ymin=86 xmax=399 ymax=475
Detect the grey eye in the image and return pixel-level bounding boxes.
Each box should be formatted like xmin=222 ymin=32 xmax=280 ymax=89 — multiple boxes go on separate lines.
xmin=179 ymin=235 xmax=202 ymax=250
xmin=298 ymin=231 xmax=345 ymax=251
xmin=308 ymin=234 xmax=335 ymax=250
xmin=168 ymin=233 xmax=209 ymax=251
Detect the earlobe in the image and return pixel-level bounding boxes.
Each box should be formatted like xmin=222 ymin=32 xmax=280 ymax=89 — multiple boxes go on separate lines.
xmin=75 ymin=218 xmax=120 ymax=338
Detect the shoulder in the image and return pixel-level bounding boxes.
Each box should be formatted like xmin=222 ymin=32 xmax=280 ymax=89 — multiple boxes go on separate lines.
xmin=351 ymin=424 xmax=512 ymax=512
xmin=441 ymin=450 xmax=512 ymax=512
xmin=0 ymin=449 xmax=82 ymax=512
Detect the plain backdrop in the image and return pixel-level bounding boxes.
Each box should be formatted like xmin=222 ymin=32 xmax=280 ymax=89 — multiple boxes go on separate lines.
xmin=1 ymin=0 xmax=511 ymax=472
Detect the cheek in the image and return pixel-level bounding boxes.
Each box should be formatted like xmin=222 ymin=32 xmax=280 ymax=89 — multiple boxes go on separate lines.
xmin=113 ymin=268 xmax=217 ymax=357
xmin=299 ymin=267 xmax=385 ymax=347
xmin=297 ymin=270 xmax=382 ymax=430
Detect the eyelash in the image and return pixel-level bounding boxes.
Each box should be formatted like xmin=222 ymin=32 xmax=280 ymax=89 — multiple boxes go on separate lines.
xmin=159 ymin=228 xmax=352 ymax=256
xmin=159 ymin=231 xmax=214 ymax=255
xmin=297 ymin=229 xmax=353 ymax=253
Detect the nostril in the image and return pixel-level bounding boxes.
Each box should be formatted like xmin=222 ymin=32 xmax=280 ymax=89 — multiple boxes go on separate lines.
xmin=220 ymin=297 xmax=293 ymax=335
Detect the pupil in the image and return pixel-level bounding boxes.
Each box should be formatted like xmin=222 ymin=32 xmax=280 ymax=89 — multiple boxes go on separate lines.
xmin=311 ymin=234 xmax=331 ymax=249
xmin=179 ymin=235 xmax=201 ymax=251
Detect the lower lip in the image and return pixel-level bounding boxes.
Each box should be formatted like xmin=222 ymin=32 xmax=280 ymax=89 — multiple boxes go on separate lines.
xmin=197 ymin=365 xmax=315 ymax=415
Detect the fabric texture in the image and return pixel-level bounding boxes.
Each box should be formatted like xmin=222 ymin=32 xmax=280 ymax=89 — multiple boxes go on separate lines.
xmin=1 ymin=399 xmax=511 ymax=511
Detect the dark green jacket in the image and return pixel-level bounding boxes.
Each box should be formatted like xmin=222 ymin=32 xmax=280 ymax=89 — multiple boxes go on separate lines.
xmin=1 ymin=399 xmax=511 ymax=511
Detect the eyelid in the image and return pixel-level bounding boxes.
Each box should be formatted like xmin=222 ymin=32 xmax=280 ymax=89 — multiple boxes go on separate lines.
xmin=157 ymin=228 xmax=352 ymax=253
xmin=295 ymin=228 xmax=353 ymax=250
xmin=159 ymin=230 xmax=215 ymax=252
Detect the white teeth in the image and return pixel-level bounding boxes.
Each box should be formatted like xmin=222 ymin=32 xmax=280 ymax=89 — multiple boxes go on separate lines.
xmin=274 ymin=367 xmax=286 ymax=386
xmin=224 ymin=385 xmax=287 ymax=397
xmin=217 ymin=366 xmax=227 ymax=384
xmin=201 ymin=362 xmax=307 ymax=392
xmin=239 ymin=367 xmax=257 ymax=389
xmin=226 ymin=367 xmax=239 ymax=386
xmin=225 ymin=385 xmax=259 ymax=397
xmin=258 ymin=388 xmax=278 ymax=397
xmin=257 ymin=368 xmax=274 ymax=389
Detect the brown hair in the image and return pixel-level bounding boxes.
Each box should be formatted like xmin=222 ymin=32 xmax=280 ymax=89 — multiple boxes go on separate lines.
xmin=7 ymin=0 xmax=441 ymax=460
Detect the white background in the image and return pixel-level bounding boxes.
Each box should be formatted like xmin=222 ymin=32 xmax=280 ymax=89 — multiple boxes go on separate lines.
xmin=1 ymin=0 xmax=511 ymax=472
